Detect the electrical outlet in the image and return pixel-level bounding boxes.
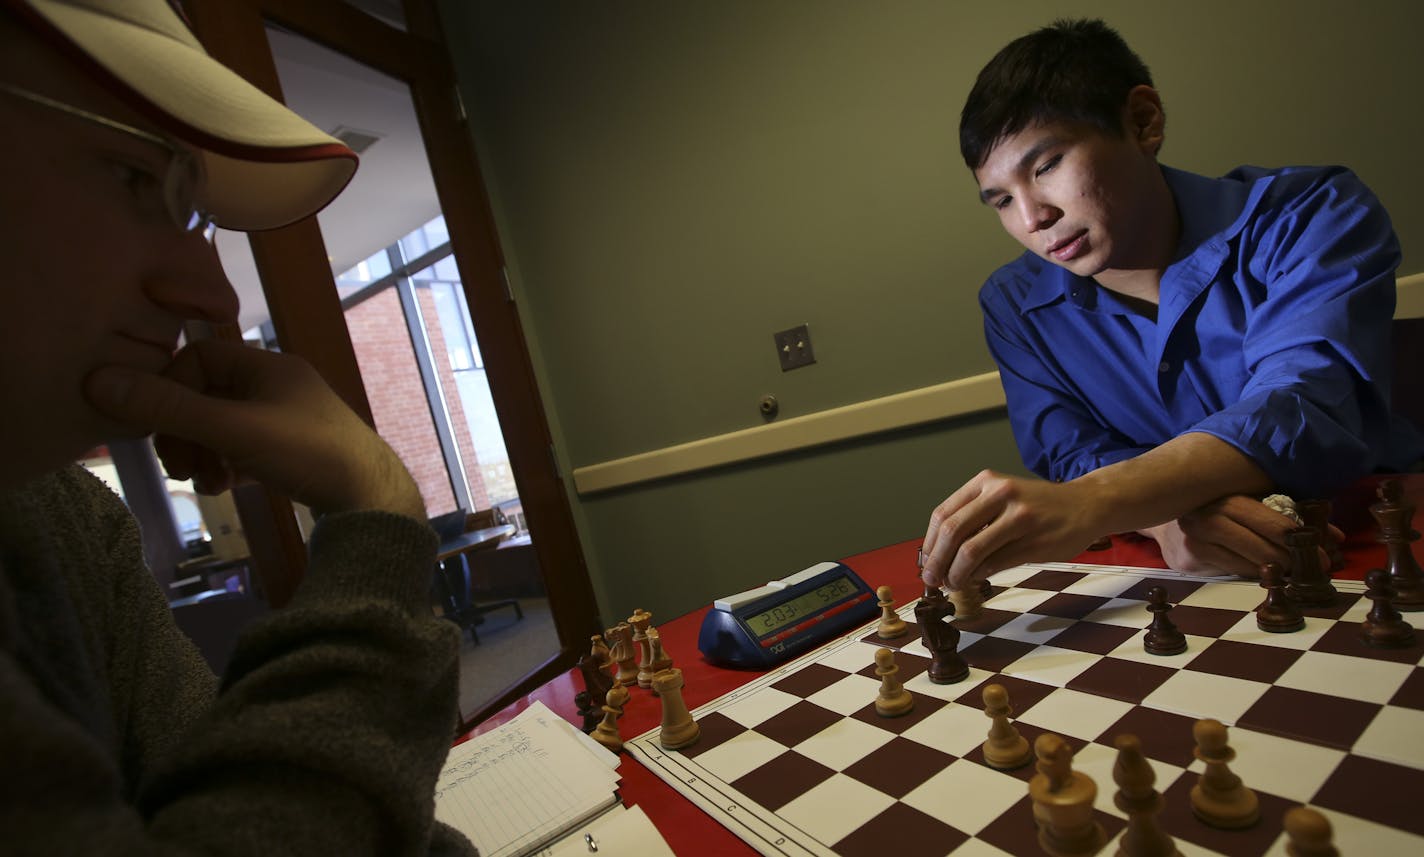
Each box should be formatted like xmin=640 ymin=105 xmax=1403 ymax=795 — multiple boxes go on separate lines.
xmin=773 ymin=324 xmax=815 ymax=371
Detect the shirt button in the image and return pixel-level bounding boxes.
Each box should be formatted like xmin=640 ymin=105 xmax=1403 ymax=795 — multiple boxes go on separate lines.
xmin=1158 ymin=361 xmax=1171 ymax=373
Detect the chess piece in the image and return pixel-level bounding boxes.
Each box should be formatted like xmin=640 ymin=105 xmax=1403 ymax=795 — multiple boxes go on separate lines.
xmin=1296 ymin=499 xmax=1344 ymax=572
xmin=1189 ymin=719 xmax=1259 ymax=829
xmin=1361 ymin=567 xmax=1417 ymax=648
xmin=607 ymin=623 xmax=639 ymax=686
xmin=1255 ymin=562 xmax=1305 ymax=633
xmin=590 ymin=633 xmax=613 ymax=669
xmin=873 ymin=647 xmax=915 ymax=717
xmin=949 ymin=584 xmax=984 ymax=621
xmin=1029 ymin=733 xmax=1105 ymax=856
xmin=647 ymin=627 xmax=674 ymax=673
xmin=646 ymin=628 xmax=674 ymax=694
xmin=1112 ymin=734 xmax=1180 ymax=857
xmin=1371 ymin=478 xmax=1424 ymax=610
xmin=981 ymin=683 xmax=1031 ymax=770
xmin=591 ymin=681 xmax=630 ymax=753
xmin=629 ymin=608 xmax=655 ymax=688
xmin=876 ymin=585 xmax=908 ymax=638
xmin=576 ymin=652 xmax=616 ymax=731
xmin=1262 ymin=493 xmax=1302 ymax=524
xmin=1284 ymin=527 xmax=1338 ymax=607
xmin=1283 ymin=806 xmax=1338 ymax=857
xmin=916 ymin=587 xmax=969 ymax=683
xmin=1143 ymin=586 xmax=1187 ymax=656
xmin=653 ymin=668 xmax=700 ymax=750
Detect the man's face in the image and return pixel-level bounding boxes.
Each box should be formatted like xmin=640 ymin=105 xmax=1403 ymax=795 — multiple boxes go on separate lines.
xmin=0 ymin=37 xmax=239 ymax=485
xmin=973 ymin=118 xmax=1163 ymax=280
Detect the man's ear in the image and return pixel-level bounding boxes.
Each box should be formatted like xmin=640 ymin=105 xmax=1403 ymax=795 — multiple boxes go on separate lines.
xmin=1124 ymin=84 xmax=1166 ymax=156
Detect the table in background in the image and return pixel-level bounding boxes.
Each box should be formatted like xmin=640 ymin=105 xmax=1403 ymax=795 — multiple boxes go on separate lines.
xmin=464 ymin=475 xmax=1421 ymax=856
xmin=437 ymin=524 xmax=517 ymax=564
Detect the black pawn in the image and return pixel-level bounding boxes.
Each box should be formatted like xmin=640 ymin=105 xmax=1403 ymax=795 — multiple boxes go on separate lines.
xmin=1144 ymin=585 xmax=1187 ymax=655
xmin=1255 ymin=562 xmax=1304 ymax=633
xmin=1284 ymin=527 xmax=1337 ymax=607
xmin=916 ymin=586 xmax=969 ymax=684
xmin=1362 ymin=568 xmax=1416 ymax=649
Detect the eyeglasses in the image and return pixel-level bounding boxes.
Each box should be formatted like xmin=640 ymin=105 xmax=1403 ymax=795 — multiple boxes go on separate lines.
xmin=0 ymin=82 xmax=216 ymax=238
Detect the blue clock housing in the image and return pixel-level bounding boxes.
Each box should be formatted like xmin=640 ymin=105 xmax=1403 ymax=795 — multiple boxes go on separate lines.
xmin=697 ymin=562 xmax=879 ymax=669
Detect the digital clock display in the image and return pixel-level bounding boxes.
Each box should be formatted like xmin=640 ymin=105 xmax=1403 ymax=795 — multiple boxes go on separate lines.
xmin=747 ymin=574 xmax=858 ymax=638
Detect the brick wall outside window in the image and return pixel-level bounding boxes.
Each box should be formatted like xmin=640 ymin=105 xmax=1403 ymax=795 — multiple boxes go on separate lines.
xmin=344 ymin=286 xmax=489 ymax=518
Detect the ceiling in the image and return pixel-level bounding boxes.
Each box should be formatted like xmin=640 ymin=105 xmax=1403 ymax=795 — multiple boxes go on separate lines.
xmin=215 ymin=23 xmax=442 ymax=332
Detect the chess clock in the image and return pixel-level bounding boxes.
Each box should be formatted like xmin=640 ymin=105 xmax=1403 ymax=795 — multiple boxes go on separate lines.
xmin=697 ymin=562 xmax=879 ymax=669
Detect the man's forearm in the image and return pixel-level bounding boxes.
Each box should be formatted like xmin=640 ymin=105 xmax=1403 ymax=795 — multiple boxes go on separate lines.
xmin=1069 ymin=431 xmax=1275 ymax=536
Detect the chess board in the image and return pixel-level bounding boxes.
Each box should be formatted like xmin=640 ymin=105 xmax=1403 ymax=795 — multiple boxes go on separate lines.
xmin=625 ymin=562 xmax=1424 ymax=856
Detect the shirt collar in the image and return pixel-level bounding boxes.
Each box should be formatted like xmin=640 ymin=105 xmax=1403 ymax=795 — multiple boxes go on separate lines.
xmin=1020 ymin=165 xmax=1263 ymax=314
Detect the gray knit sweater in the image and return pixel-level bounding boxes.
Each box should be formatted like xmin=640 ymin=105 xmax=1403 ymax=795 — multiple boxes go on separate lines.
xmin=0 ymin=465 xmax=479 ymax=856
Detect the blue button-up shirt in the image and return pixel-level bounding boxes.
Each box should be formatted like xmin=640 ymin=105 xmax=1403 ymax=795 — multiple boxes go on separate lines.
xmin=980 ymin=164 xmax=1423 ymax=499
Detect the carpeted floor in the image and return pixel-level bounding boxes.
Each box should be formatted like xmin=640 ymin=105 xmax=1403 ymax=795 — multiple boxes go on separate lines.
xmin=454 ymin=597 xmax=560 ymax=720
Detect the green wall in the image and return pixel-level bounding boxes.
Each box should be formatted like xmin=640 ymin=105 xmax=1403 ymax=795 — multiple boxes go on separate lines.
xmin=436 ymin=0 xmax=1424 ymax=624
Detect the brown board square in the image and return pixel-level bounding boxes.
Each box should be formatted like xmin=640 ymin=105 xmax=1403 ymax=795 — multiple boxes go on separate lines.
xmin=840 ymin=736 xmax=961 ymax=800
xmin=1310 ymin=618 xmax=1424 ymax=665
xmin=1183 ymin=639 xmax=1303 ymax=684
xmin=961 ymin=635 xmax=1038 ymax=673
xmin=1016 ymin=569 xmax=1092 ymax=592
xmin=1237 ymin=685 xmax=1382 ymax=751
xmin=1312 ymin=753 xmax=1424 ymax=836
xmin=729 ymin=749 xmax=835 ymax=812
xmin=847 ymin=693 xmax=950 ymax=735
xmin=832 ymin=800 xmax=971 ymax=857
xmin=1029 ymin=592 xmax=1115 ymax=621
xmin=679 ymin=711 xmax=748 ymax=759
xmin=1066 ymin=656 xmax=1176 ymax=705
xmin=1049 ymin=621 xmax=1141 ymax=655
xmin=753 ymin=699 xmax=846 ymax=748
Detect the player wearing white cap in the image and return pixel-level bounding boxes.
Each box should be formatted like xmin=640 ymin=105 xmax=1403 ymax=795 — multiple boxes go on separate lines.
xmin=0 ymin=1 xmax=476 ymax=853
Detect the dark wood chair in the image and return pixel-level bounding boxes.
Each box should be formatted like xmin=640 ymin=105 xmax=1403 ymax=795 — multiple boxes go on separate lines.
xmin=1392 ymin=317 xmax=1424 ymax=434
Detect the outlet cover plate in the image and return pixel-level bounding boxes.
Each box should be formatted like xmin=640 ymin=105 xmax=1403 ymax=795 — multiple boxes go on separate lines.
xmin=774 ymin=324 xmax=816 ymax=371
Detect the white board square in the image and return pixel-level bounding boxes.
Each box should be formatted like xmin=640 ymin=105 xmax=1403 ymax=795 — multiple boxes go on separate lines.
xmin=794 ymin=716 xmax=896 ymax=770
xmin=901 ymin=758 xmax=1027 ymax=835
xmin=778 ymin=772 xmax=897 ymax=845
xmin=1016 ymin=687 xmax=1134 ymax=741
xmin=1142 ymin=670 xmax=1270 ymax=724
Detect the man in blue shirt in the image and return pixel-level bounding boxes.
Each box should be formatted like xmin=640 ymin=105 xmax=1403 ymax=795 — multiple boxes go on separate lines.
xmin=919 ymin=19 xmax=1422 ymax=591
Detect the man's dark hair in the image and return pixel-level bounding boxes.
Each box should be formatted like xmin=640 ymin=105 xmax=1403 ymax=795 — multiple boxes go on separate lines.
xmin=959 ymin=19 xmax=1154 ymax=169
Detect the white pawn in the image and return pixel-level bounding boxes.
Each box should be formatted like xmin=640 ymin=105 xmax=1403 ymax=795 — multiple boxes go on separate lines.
xmin=949 ymin=585 xmax=984 ymax=620
xmin=981 ymin=683 xmax=1031 ymax=769
xmin=1190 ymin=719 xmax=1258 ymax=829
xmin=590 ymin=681 xmax=629 ymax=753
xmin=1284 ymin=806 xmax=1337 ymax=857
xmin=876 ymin=585 xmax=908 ymax=638
xmin=873 ymin=647 xmax=914 ymax=717
xmin=646 ymin=628 xmax=674 ymax=695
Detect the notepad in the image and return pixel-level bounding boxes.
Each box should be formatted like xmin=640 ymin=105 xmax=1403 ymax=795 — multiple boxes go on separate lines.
xmin=435 ymin=702 xmax=623 ymax=857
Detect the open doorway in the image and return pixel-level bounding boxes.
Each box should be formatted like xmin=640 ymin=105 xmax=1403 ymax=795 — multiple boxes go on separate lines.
xmin=187 ymin=0 xmax=599 ymax=728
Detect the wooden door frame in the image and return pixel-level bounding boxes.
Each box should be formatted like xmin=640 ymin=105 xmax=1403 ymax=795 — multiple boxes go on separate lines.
xmin=184 ymin=0 xmax=599 ymax=729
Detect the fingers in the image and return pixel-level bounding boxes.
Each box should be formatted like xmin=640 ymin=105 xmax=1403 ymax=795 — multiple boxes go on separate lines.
xmin=82 ymin=342 xmax=423 ymax=517
xmin=85 ymin=360 xmax=251 ymax=458
xmin=922 ymin=471 xmax=999 ymax=588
